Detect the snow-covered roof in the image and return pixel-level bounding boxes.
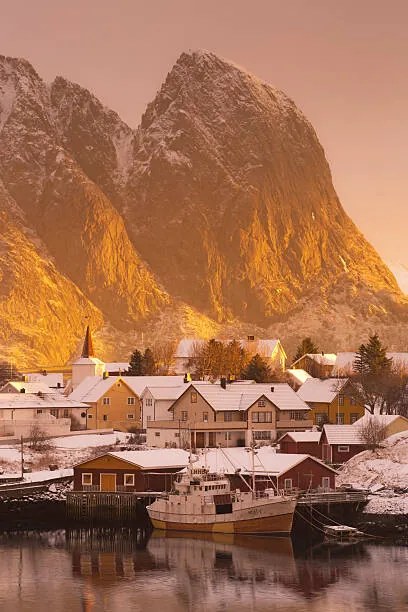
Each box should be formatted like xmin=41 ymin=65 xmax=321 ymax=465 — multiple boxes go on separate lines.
xmin=0 ymin=393 xmax=87 ymax=409
xmin=280 ymin=431 xmax=322 ymax=443
xmin=297 ymin=378 xmax=348 ymax=403
xmin=106 ymin=449 xmax=191 ymax=470
xmin=335 ymin=352 xmax=408 ymax=374
xmin=69 ymin=375 xmax=185 ymax=403
xmin=1 ymin=381 xmax=53 ymax=394
xmin=105 ymin=362 xmax=130 ymax=373
xmin=353 ymin=414 xmax=408 ymax=428
xmin=323 ymin=425 xmax=364 ymax=445
xmin=174 ymin=339 xmax=205 ymax=358
xmin=72 ymin=356 xmax=105 ymax=366
xmin=286 ymin=369 xmax=312 ymax=385
xmin=25 ymin=373 xmax=64 ymax=387
xmin=335 ymin=352 xmax=357 ymax=373
xmin=174 ymin=338 xmax=285 ymax=359
xmin=142 ymin=385 xmax=187 ymax=401
xmin=188 ymin=382 xmax=310 ymax=412
xmin=292 ymin=353 xmax=337 ymax=368
xmin=194 ymin=447 xmax=336 ymax=476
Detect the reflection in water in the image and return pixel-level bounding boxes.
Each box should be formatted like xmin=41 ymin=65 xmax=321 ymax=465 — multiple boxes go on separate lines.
xmin=0 ymin=529 xmax=407 ymax=611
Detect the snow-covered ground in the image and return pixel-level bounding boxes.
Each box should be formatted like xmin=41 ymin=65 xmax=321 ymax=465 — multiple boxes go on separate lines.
xmin=0 ymin=431 xmax=131 ymax=477
xmin=337 ymin=431 xmax=408 ymax=514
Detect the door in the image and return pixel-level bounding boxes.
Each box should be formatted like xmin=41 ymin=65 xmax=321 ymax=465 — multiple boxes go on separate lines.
xmin=100 ymin=473 xmax=116 ymax=492
xmin=196 ymin=432 xmax=205 ymax=448
xmin=208 ymin=432 xmax=216 ymax=447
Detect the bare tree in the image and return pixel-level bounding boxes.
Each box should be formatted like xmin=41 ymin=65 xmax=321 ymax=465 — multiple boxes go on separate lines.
xmin=28 ymin=423 xmax=54 ymax=451
xmin=151 ymin=340 xmax=177 ymax=374
xmin=358 ymin=417 xmax=387 ymax=450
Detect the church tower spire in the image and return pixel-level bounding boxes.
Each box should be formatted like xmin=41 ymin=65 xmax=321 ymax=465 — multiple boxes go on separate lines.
xmin=81 ymin=325 xmax=95 ymax=358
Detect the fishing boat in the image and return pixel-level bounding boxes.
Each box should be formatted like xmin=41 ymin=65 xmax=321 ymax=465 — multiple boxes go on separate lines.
xmin=147 ymin=464 xmax=297 ymax=535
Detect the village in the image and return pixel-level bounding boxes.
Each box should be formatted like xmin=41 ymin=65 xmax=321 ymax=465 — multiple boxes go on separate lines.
xmin=0 ymin=327 xmax=407 ymax=537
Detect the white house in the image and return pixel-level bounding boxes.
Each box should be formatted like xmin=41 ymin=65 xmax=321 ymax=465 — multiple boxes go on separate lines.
xmin=0 ymin=393 xmax=88 ymax=438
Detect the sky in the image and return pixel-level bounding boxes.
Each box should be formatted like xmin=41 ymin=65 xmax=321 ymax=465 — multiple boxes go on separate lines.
xmin=0 ymin=0 xmax=407 ymax=271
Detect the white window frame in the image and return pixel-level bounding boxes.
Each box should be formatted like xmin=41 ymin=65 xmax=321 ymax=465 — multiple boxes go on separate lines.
xmin=127 ymin=413 xmax=135 ymax=420
xmin=284 ymin=478 xmax=293 ymax=490
xmin=82 ymin=473 xmax=92 ymax=485
xmin=203 ymin=412 xmax=208 ymax=422
xmin=124 ymin=474 xmax=135 ymax=486
xmin=127 ymin=397 xmax=136 ymax=405
xmin=155 ymin=432 xmax=160 ymax=437
xmin=338 ymin=445 xmax=350 ymax=452
xmin=103 ymin=397 xmax=110 ymax=405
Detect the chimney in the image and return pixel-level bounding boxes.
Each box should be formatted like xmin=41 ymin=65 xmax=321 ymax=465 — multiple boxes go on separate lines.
xmin=20 ymin=388 xmax=25 ymax=394
xmin=57 ymin=382 xmax=61 ymax=388
xmin=103 ymin=371 xmax=109 ymax=380
xmin=270 ymin=386 xmax=274 ymax=392
xmin=220 ymin=377 xmax=227 ymax=390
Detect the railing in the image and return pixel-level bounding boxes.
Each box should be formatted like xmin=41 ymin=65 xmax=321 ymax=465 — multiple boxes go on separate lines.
xmin=297 ymin=490 xmax=368 ymax=504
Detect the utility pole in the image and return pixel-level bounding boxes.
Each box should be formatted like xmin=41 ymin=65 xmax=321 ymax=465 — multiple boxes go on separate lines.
xmin=20 ymin=435 xmax=24 ymax=481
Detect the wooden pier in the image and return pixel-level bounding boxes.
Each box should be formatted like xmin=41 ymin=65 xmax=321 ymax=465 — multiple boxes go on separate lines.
xmin=66 ymin=491 xmax=166 ymax=522
xmin=297 ymin=491 xmax=368 ymax=507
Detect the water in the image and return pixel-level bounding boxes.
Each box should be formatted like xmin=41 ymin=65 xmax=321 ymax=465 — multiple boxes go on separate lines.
xmin=0 ymin=529 xmax=407 ymax=612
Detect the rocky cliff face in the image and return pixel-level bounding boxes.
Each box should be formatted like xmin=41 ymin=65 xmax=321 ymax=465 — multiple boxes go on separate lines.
xmin=125 ymin=51 xmax=401 ymax=326
xmin=0 ymin=50 xmax=406 ymax=365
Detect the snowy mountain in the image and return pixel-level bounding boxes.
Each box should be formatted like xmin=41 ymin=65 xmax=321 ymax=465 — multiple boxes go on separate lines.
xmin=0 ymin=50 xmax=407 ymax=365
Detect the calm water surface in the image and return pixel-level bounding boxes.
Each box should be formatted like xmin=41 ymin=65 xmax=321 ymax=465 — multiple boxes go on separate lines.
xmin=0 ymin=529 xmax=407 ymax=612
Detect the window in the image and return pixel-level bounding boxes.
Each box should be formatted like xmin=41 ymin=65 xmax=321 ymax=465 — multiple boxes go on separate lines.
xmin=350 ymin=396 xmax=357 ymax=406
xmin=203 ymin=412 xmax=208 ymax=422
xmin=50 ymin=409 xmax=58 ymax=418
xmin=63 ymin=409 xmax=69 ymax=418
xmin=103 ymin=414 xmax=108 ymax=421
xmin=350 ymin=413 xmax=359 ymax=424
xmin=224 ymin=432 xmax=231 ymax=440
xmin=36 ymin=409 xmax=43 ymax=414
xmin=316 ymin=413 xmax=326 ymax=425
xmin=258 ymin=399 xmax=266 ymax=408
xmin=103 ymin=397 xmax=110 ymax=405
xmin=190 ymin=392 xmax=197 ymax=403
xmin=82 ymin=473 xmax=92 ymax=485
xmin=224 ymin=412 xmax=233 ymax=422
xmin=284 ymin=478 xmax=293 ymax=490
xmin=124 ymin=474 xmax=135 ymax=486
xmin=80 ymin=412 xmax=87 ymax=419
xmin=252 ymin=412 xmax=272 ymax=423
xmin=336 ymin=413 xmax=344 ymax=425
xmin=147 ymin=415 xmax=152 ymax=421
xmin=87 ymin=414 xmax=93 ymax=419
xmin=253 ymin=431 xmax=271 ymax=440
xmin=128 ymin=397 xmax=136 ymax=405
xmin=290 ymin=411 xmax=304 ymax=421
xmin=338 ymin=445 xmax=350 ymax=452
xmin=145 ymin=398 xmax=153 ymax=407
xmin=322 ymin=477 xmax=331 ymax=490
xmin=127 ymin=413 xmax=135 ymax=420
xmin=338 ymin=394 xmax=344 ymax=406
xmin=155 ymin=432 xmax=160 ymax=437
xmin=175 ymin=432 xmax=180 ymax=438
xmin=181 ymin=411 xmax=188 ymax=422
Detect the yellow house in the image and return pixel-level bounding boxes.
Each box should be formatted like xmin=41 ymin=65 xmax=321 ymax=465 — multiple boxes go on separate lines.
xmin=297 ymin=378 xmax=364 ymax=426
xmin=69 ymin=375 xmax=141 ymax=431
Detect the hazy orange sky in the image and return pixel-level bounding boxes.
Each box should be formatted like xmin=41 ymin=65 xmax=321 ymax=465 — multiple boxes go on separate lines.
xmin=1 ymin=0 xmax=407 ymax=267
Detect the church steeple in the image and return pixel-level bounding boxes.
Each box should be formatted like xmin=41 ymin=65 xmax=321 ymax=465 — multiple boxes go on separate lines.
xmin=81 ymin=325 xmax=95 ymax=358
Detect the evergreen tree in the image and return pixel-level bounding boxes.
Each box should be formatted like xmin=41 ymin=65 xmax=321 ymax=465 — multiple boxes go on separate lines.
xmin=126 ymin=349 xmax=144 ymax=376
xmin=142 ymin=348 xmax=157 ymax=375
xmin=293 ymin=337 xmax=319 ymax=363
xmin=242 ymin=354 xmax=272 ymax=383
xmin=353 ymin=334 xmax=392 ymax=376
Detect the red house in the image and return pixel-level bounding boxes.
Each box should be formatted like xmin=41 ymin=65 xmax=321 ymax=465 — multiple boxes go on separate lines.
xmin=278 ymin=431 xmax=322 ymax=458
xmin=73 ymin=449 xmax=190 ymax=492
xmin=321 ymin=425 xmax=366 ymax=464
